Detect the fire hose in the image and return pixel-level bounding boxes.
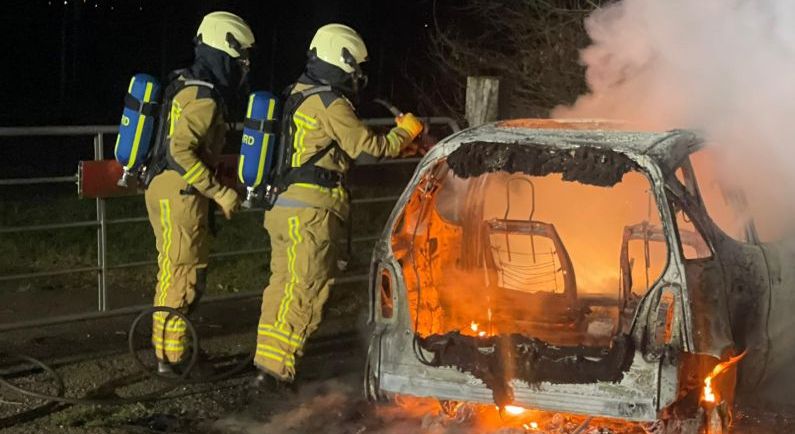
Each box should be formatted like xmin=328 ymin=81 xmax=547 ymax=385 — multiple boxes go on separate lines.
xmin=373 ymin=98 xmax=404 ymax=117
xmin=0 ymin=306 xmax=254 ymax=411
xmin=372 ymin=98 xmax=433 ymax=157
xmin=0 ymin=305 xmax=265 ymax=429
xmin=1 ymin=305 xmax=359 ymax=417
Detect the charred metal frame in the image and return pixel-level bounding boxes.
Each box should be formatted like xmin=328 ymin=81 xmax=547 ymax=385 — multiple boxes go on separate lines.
xmin=484 ymin=219 xmax=577 ymax=301
xmin=481 ymin=219 xmax=586 ymax=344
xmin=366 ymin=121 xmax=777 ymax=429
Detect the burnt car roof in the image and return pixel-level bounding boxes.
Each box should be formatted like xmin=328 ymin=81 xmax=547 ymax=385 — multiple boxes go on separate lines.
xmin=436 ymin=119 xmax=705 ymax=176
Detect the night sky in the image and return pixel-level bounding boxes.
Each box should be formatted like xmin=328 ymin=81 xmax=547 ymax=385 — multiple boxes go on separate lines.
xmin=1 ymin=0 xmax=435 ymax=126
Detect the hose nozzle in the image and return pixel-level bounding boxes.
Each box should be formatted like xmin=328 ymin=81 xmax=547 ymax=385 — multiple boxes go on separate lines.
xmin=373 ymin=98 xmax=403 ymax=117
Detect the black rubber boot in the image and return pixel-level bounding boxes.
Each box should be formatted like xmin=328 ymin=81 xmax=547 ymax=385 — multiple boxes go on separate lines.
xmin=251 ymin=370 xmax=298 ymax=395
xmin=157 ymin=360 xmax=178 ymax=378
xmin=156 ymin=350 xmax=216 ymax=380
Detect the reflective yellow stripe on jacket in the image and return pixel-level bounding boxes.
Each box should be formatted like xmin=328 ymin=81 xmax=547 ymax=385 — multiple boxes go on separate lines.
xmin=169 ymin=100 xmax=183 ymax=136
xmin=292 ymin=182 xmax=348 ymax=201
xmin=291 ymin=111 xmax=319 ymax=167
xmin=182 ymin=161 xmax=206 ymax=185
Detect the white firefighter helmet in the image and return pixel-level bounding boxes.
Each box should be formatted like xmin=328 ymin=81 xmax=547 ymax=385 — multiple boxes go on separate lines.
xmin=196 ymin=11 xmax=255 ymax=58
xmin=309 ymin=23 xmax=368 ymax=74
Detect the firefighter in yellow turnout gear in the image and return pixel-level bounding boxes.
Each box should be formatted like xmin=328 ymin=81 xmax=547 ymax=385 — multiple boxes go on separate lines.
xmin=254 ymin=24 xmax=424 ymax=384
xmin=145 ymin=12 xmax=254 ymax=373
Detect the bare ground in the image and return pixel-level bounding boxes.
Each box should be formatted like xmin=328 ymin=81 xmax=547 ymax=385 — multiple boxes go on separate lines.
xmin=1 ymin=296 xmax=794 ymax=433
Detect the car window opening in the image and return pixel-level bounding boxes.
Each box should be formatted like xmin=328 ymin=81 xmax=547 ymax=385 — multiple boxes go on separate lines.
xmin=391 ymin=160 xmax=669 ymax=348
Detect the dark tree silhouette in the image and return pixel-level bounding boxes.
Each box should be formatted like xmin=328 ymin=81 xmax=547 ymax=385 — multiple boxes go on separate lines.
xmin=413 ymin=0 xmax=610 ymax=122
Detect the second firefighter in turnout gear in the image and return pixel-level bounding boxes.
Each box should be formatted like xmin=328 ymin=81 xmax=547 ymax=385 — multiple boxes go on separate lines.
xmin=145 ymin=11 xmax=254 ymax=372
xmin=254 ymin=23 xmax=424 ymax=384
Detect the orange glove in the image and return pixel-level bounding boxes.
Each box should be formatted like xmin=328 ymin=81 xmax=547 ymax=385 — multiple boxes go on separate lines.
xmin=396 ymin=113 xmax=424 ymax=140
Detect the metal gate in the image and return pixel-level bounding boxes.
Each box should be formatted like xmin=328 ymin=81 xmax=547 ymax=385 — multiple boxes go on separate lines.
xmin=0 ymin=117 xmax=460 ymax=331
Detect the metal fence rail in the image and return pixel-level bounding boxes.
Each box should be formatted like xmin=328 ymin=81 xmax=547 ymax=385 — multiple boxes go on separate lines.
xmin=0 ymin=118 xmax=459 ymax=329
xmin=0 ymin=275 xmax=370 ymax=333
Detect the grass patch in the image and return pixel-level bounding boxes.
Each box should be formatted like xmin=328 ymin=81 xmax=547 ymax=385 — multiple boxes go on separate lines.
xmin=0 ymin=164 xmax=416 ymax=320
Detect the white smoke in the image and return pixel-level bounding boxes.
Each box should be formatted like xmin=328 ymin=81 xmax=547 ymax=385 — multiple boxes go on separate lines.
xmin=554 ymin=0 xmax=795 ymax=240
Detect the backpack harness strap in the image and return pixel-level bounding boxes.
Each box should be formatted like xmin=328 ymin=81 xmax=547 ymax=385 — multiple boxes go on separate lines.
xmin=276 ymin=85 xmax=346 ymax=190
xmin=244 ymin=118 xmax=277 ymax=134
xmin=141 ymin=76 xmax=221 ymax=189
xmin=123 ymin=94 xmax=159 ymax=116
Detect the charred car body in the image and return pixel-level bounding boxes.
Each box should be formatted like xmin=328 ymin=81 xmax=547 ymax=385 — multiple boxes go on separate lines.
xmin=366 ymin=119 xmax=794 ymax=432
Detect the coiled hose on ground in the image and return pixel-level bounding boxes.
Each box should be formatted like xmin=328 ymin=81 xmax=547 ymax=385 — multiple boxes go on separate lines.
xmin=0 ymin=306 xmax=253 ymax=411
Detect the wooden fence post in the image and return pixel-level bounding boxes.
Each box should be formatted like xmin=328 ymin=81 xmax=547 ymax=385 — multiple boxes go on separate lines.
xmin=465 ymin=76 xmax=500 ymax=127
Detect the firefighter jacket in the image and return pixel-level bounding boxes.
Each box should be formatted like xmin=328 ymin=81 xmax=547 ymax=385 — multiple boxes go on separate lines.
xmin=164 ymin=84 xmax=231 ymax=200
xmin=275 ymin=82 xmax=413 ymax=219
xmin=144 ymin=82 xmax=228 ymax=363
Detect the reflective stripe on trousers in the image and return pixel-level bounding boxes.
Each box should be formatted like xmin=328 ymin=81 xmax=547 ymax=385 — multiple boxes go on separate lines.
xmin=255 ymin=206 xmax=341 ymax=380
xmin=144 ymin=172 xmax=210 ymax=363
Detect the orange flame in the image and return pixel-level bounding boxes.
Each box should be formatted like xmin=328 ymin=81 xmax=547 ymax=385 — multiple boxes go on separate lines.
xmin=470 ymin=321 xmax=487 ymax=337
xmin=503 ymin=405 xmax=526 ymax=415
xmin=702 ymin=351 xmax=747 ymax=404
xmin=390 ymin=395 xmax=644 ymax=432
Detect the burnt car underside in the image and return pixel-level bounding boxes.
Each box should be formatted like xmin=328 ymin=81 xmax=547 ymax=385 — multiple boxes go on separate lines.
xmin=367 ymin=120 xmax=795 ymax=429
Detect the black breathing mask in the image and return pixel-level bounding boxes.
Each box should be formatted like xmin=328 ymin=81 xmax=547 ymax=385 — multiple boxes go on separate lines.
xmin=304 ymin=51 xmax=367 ymax=101
xmin=341 ymin=47 xmax=368 ymax=94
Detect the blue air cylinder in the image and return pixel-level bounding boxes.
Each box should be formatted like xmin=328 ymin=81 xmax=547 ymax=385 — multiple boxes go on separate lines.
xmin=114 ymin=73 xmax=161 ymax=187
xmin=238 ymin=91 xmax=279 ymax=208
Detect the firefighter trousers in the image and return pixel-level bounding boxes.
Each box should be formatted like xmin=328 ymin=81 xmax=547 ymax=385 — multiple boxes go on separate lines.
xmin=255 ymin=206 xmax=342 ymax=380
xmin=145 ymin=171 xmax=209 ymax=363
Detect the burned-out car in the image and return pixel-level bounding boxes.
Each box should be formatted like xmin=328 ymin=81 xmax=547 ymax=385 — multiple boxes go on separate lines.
xmin=365 ymin=119 xmax=795 ymax=433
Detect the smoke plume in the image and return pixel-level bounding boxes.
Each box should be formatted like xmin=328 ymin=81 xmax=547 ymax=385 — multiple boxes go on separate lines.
xmin=554 ymin=0 xmax=795 ymax=240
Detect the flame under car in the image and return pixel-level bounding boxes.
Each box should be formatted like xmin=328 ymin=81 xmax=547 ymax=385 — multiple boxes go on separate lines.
xmin=365 ymin=120 xmax=782 ymax=433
